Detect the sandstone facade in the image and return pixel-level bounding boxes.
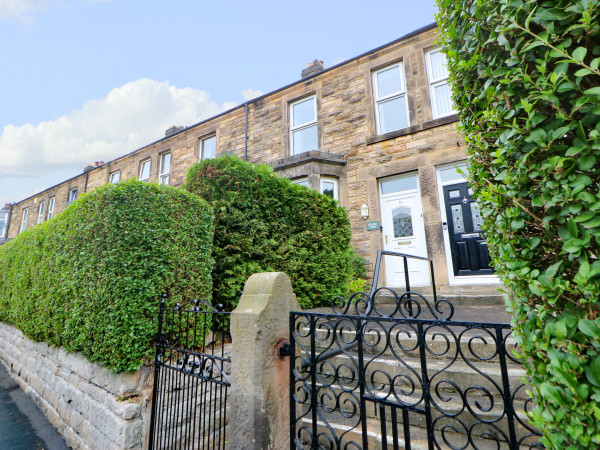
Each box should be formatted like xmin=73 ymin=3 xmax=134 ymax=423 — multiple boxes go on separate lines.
xmin=5 ymin=23 xmax=500 ymax=292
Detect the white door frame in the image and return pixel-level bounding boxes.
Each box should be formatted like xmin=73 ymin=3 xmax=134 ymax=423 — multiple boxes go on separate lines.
xmin=436 ymin=162 xmax=499 ymax=285
xmin=379 ymin=172 xmax=429 ymax=287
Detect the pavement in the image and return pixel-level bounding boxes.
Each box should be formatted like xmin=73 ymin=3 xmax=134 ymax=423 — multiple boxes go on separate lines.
xmin=0 ymin=363 xmax=67 ymax=450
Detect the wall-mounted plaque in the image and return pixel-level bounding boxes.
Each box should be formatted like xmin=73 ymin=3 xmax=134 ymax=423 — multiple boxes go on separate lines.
xmin=366 ymin=220 xmax=380 ymax=231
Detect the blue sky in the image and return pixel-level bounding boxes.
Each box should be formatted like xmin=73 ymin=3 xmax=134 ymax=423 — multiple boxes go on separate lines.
xmin=0 ymin=0 xmax=438 ymax=206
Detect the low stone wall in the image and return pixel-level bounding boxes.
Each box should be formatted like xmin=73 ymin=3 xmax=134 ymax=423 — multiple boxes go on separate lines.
xmin=0 ymin=322 xmax=153 ymax=449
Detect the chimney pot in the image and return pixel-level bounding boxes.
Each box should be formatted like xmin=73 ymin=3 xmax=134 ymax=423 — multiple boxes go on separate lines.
xmin=301 ymin=60 xmax=324 ymax=79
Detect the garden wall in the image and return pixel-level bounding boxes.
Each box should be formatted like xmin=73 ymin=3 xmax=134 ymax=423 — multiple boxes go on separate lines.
xmin=0 ymin=322 xmax=153 ymax=449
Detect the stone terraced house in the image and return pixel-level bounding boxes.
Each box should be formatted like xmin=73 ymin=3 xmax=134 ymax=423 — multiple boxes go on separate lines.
xmin=5 ymin=23 xmax=503 ymax=300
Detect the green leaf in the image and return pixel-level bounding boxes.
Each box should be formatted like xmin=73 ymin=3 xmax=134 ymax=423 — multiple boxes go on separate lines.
xmin=585 ymin=87 xmax=600 ymax=95
xmin=577 ymin=155 xmax=596 ymax=171
xmin=579 ymin=320 xmax=600 ymax=338
xmin=522 ymin=40 xmax=545 ymax=52
xmin=575 ymin=68 xmax=593 ymax=77
xmin=572 ymin=47 xmax=587 ymax=62
xmin=575 ymin=211 xmax=596 ymax=223
xmin=537 ymin=8 xmax=568 ymax=21
xmin=529 ymin=128 xmax=547 ymax=146
xmin=554 ymin=366 xmax=579 ymax=393
xmin=586 ymin=358 xmax=600 ymax=387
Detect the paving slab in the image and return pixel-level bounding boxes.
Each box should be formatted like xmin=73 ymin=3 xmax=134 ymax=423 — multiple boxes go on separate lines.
xmin=0 ymin=363 xmax=67 ymax=450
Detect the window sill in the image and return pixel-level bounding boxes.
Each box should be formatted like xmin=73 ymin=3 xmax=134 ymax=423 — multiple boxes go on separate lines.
xmin=366 ymin=114 xmax=458 ymax=145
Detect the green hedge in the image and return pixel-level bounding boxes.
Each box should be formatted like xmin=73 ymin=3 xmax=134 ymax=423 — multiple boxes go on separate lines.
xmin=185 ymin=155 xmax=354 ymax=310
xmin=437 ymin=0 xmax=600 ymax=447
xmin=0 ymin=180 xmax=214 ymax=372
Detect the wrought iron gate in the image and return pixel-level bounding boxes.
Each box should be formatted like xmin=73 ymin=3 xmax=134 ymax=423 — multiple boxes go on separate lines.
xmin=289 ymin=252 xmax=542 ymax=449
xmin=149 ymin=296 xmax=231 ymax=449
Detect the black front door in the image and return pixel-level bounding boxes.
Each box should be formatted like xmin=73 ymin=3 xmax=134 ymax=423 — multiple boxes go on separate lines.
xmin=443 ymin=182 xmax=493 ymax=276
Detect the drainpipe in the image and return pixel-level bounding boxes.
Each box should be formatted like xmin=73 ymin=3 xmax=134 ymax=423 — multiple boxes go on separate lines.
xmin=4 ymin=203 xmax=12 ymax=242
xmin=84 ymin=171 xmax=89 ymax=193
xmin=244 ymin=102 xmax=249 ymax=161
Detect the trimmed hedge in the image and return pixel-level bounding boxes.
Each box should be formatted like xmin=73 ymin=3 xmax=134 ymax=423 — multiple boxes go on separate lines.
xmin=437 ymin=0 xmax=600 ymax=447
xmin=0 ymin=180 xmax=214 ymax=372
xmin=185 ymin=155 xmax=354 ymax=310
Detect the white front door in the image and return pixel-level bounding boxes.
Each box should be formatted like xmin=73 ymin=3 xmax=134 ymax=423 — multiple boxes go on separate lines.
xmin=380 ymin=174 xmax=429 ymax=287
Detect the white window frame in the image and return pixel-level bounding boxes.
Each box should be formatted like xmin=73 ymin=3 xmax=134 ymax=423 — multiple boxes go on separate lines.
xmin=37 ymin=201 xmax=46 ymax=224
xmin=0 ymin=227 xmax=5 ymax=239
xmin=68 ymin=188 xmax=78 ymax=205
xmin=48 ymin=197 xmax=56 ymax=219
xmin=372 ymin=63 xmax=410 ymax=134
xmin=291 ymin=177 xmax=309 ymax=187
xmin=159 ymin=152 xmax=171 ymax=185
xmin=20 ymin=208 xmax=29 ymax=233
xmin=139 ymin=159 xmax=151 ymax=181
xmin=201 ymin=135 xmax=217 ymax=160
xmin=290 ymin=96 xmax=318 ymax=155
xmin=320 ymin=176 xmax=339 ymax=201
xmin=426 ymin=48 xmax=456 ymax=119
xmin=0 ymin=212 xmax=6 ymax=224
xmin=109 ymin=171 xmax=121 ymax=183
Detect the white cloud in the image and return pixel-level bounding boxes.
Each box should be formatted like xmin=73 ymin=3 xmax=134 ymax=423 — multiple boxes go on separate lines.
xmin=0 ymin=0 xmax=55 ymax=22
xmin=0 ymin=78 xmax=237 ymax=177
xmin=241 ymin=88 xmax=263 ymax=101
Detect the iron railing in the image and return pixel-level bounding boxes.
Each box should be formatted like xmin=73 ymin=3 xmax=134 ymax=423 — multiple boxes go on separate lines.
xmin=289 ymin=253 xmax=542 ymax=449
xmin=149 ymin=296 xmax=231 ymax=450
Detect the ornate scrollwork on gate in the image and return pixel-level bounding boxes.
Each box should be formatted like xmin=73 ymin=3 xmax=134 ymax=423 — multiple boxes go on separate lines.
xmin=290 ymin=290 xmax=542 ymax=449
xmin=332 ymin=288 xmax=454 ymax=321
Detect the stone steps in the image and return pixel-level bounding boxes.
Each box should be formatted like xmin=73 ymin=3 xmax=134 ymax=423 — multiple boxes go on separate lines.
xmin=292 ymin=314 xmax=541 ymax=447
xmin=300 ymin=325 xmax=521 ymax=365
xmin=299 ymin=412 xmax=536 ymax=450
xmin=369 ymin=285 xmax=507 ymax=307
xmin=296 ymin=377 xmax=533 ymax=439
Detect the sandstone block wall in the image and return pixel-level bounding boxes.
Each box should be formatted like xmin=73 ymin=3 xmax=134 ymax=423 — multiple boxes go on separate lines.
xmin=4 ymin=24 xmax=488 ymax=289
xmin=0 ymin=323 xmax=153 ymax=449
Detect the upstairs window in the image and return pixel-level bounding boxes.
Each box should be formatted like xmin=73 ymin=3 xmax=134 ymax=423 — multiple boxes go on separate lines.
xmin=20 ymin=208 xmax=29 ymax=233
xmin=201 ymin=135 xmax=216 ymax=160
xmin=159 ymin=152 xmax=171 ymax=185
xmin=0 ymin=212 xmax=6 ymax=224
xmin=109 ymin=171 xmax=121 ymax=183
xmin=0 ymin=228 xmax=5 ymax=239
xmin=139 ymin=159 xmax=151 ymax=181
xmin=290 ymin=96 xmax=318 ymax=155
xmin=67 ymin=188 xmax=78 ymax=205
xmin=37 ymin=201 xmax=46 ymax=224
xmin=426 ymin=49 xmax=455 ymax=118
xmin=373 ymin=63 xmax=409 ymax=134
xmin=48 ymin=197 xmax=56 ymax=219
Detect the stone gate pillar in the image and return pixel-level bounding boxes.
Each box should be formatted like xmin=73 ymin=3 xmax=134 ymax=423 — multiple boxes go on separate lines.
xmin=229 ymin=272 xmax=300 ymax=450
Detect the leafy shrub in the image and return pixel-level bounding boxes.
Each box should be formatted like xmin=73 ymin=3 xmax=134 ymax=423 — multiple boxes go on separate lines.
xmin=0 ymin=180 xmax=214 ymax=372
xmin=349 ymin=249 xmax=368 ymax=280
xmin=437 ymin=0 xmax=600 ymax=447
xmin=345 ymin=277 xmax=369 ymax=297
xmin=185 ymin=155 xmax=354 ymax=310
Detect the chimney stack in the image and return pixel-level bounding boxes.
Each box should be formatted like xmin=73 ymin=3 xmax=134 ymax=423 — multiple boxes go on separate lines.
xmin=301 ymin=60 xmax=324 ymax=79
xmin=165 ymin=125 xmax=185 ymax=137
